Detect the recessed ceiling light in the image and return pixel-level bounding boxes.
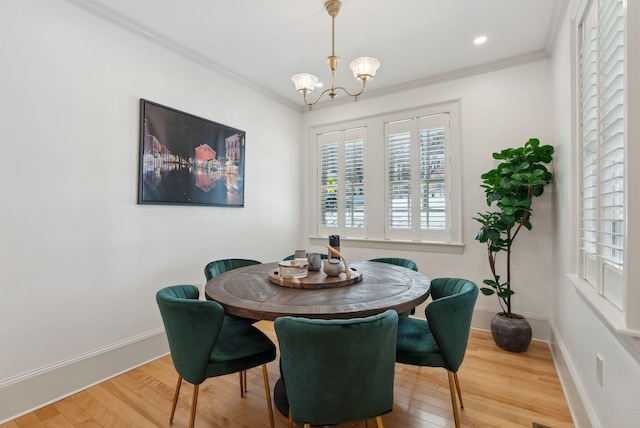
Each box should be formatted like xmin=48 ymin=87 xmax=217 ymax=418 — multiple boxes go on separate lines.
xmin=316 ymin=82 xmax=324 ymax=88
xmin=474 ymin=36 xmax=488 ymax=45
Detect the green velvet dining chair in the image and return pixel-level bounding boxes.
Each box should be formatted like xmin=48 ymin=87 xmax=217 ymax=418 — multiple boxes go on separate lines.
xmin=203 ymin=258 xmax=263 ymax=396
xmin=395 ymin=277 xmax=478 ymax=428
xmin=156 ymin=285 xmax=276 ymax=428
xmin=204 ymin=258 xmax=262 ymax=323
xmin=204 ymin=258 xmax=262 ymax=282
xmin=275 ymin=310 xmax=398 ymax=428
xmin=368 ymin=257 xmax=419 ymax=317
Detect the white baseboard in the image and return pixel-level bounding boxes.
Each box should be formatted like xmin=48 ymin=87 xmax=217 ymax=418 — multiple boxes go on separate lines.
xmin=0 ymin=330 xmax=169 ymax=424
xmin=548 ymin=320 xmax=599 ymax=428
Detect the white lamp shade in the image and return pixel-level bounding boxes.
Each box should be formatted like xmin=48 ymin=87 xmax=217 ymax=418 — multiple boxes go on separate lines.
xmin=350 ymin=57 xmax=380 ymax=81
xmin=291 ymin=73 xmax=319 ymax=92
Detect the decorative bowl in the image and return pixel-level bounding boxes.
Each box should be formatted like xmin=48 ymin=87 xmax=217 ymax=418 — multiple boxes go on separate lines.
xmin=278 ymin=260 xmax=308 ymax=279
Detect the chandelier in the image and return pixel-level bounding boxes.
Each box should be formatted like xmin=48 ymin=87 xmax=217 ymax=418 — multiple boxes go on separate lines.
xmin=291 ymin=0 xmax=380 ymax=110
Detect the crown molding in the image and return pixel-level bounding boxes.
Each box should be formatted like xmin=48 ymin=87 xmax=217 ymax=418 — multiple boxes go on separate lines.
xmin=306 ymin=49 xmax=551 ymax=111
xmin=64 ymin=0 xmax=301 ymax=111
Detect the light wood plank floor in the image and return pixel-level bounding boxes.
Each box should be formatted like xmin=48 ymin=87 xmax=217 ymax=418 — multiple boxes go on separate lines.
xmin=2 ymin=322 xmax=573 ymax=428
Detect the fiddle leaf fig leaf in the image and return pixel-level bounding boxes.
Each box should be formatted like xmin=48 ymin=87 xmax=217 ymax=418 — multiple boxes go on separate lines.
xmin=480 ymin=287 xmax=496 ymax=296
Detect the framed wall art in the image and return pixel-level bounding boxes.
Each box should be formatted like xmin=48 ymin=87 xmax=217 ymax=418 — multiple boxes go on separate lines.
xmin=138 ymin=99 xmax=245 ymax=207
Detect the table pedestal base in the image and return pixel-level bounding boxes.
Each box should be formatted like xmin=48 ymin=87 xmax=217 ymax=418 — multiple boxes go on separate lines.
xmin=273 ymin=378 xmax=289 ymax=416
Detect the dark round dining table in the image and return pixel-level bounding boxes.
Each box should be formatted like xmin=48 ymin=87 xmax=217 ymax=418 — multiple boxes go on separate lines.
xmin=204 ymin=260 xmax=431 ymax=417
xmin=204 ymin=260 xmax=431 ymax=321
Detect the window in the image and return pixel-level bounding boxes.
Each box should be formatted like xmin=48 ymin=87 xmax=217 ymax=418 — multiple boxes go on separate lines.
xmin=385 ymin=114 xmax=449 ymax=242
xmin=310 ymin=102 xmax=462 ymax=249
xmin=318 ymin=128 xmax=366 ymax=238
xmin=577 ymin=0 xmax=625 ymax=309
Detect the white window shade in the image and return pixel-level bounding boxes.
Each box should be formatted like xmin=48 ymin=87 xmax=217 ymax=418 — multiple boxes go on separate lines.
xmin=578 ymin=0 xmax=624 ymax=309
xmin=317 ymin=128 xmax=367 ymax=238
xmin=385 ymin=114 xmax=450 ymax=242
xmin=419 ymin=117 xmax=446 ymax=231
xmin=319 ymin=133 xmax=339 ymax=229
xmin=387 ymin=120 xmax=413 ymax=233
xmin=344 ymin=129 xmax=365 ymax=229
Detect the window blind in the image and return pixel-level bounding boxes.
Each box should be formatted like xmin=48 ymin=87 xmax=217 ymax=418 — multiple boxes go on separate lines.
xmin=385 ymin=114 xmax=449 ymax=241
xmin=319 ymin=133 xmax=339 ymax=228
xmin=387 ymin=120 xmax=412 ymax=230
xmin=344 ymin=130 xmax=365 ymax=228
xmin=579 ymin=0 xmax=624 ymax=308
xmin=419 ymin=119 xmax=446 ymax=230
xmin=317 ymin=128 xmax=366 ymax=235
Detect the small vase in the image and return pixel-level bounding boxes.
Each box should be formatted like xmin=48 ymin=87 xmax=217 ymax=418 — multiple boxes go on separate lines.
xmin=323 ymin=258 xmax=343 ymax=277
xmin=490 ymin=312 xmax=532 ymax=353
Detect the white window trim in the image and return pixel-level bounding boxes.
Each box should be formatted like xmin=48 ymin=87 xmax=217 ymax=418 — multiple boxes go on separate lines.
xmin=307 ymin=101 xmax=463 ymax=253
xmin=571 ymin=0 xmax=640 ymax=336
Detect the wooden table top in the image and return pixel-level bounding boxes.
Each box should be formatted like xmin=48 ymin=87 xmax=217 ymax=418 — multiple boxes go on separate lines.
xmin=204 ymin=261 xmax=431 ymax=320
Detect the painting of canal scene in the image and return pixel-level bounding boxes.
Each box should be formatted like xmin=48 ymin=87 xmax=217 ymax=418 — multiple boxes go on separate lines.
xmin=138 ymin=100 xmax=245 ymax=207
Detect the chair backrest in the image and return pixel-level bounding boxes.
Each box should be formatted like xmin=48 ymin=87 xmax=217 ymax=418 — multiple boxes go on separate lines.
xmin=275 ymin=310 xmax=398 ymax=426
xmin=425 ymin=278 xmax=478 ymax=372
xmin=369 ymin=257 xmax=418 ymax=271
xmin=204 ymin=258 xmax=262 ymax=281
xmin=156 ymin=285 xmax=225 ymax=385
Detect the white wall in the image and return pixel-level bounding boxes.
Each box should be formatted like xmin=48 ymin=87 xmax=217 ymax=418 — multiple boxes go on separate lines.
xmin=300 ymin=60 xmax=555 ymax=330
xmin=549 ymin=2 xmax=640 ymax=427
xmin=0 ymin=0 xmax=301 ymax=419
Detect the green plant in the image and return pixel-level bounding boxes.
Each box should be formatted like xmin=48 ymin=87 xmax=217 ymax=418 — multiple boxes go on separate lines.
xmin=474 ymin=138 xmax=554 ymax=317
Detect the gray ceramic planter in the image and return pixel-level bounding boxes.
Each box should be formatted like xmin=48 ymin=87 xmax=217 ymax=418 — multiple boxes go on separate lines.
xmin=490 ymin=312 xmax=532 ymax=352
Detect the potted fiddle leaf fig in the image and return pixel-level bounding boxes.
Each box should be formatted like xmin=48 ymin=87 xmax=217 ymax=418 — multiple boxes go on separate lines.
xmin=474 ymin=138 xmax=554 ymax=352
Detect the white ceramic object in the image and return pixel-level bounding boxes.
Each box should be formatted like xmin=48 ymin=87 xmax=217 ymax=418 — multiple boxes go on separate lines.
xmin=323 ymin=258 xmax=343 ymax=277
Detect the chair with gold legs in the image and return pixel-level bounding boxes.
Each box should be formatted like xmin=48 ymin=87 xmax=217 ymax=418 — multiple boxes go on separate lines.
xmin=204 ymin=258 xmax=263 ymax=394
xmin=156 ymin=285 xmax=275 ymax=428
xmin=275 ymin=310 xmax=398 ymax=428
xmin=395 ymin=277 xmax=478 ymax=428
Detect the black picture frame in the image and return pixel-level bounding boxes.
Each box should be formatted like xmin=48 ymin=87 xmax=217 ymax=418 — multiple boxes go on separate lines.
xmin=138 ymin=99 xmax=245 ymax=207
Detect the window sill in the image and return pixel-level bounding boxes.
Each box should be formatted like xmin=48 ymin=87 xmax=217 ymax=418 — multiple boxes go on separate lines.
xmin=568 ymin=273 xmax=640 ymax=338
xmin=309 ymin=236 xmax=464 ymax=254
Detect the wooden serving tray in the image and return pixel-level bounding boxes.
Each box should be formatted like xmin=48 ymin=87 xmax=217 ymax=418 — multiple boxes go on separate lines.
xmin=268 ymin=266 xmax=363 ymax=289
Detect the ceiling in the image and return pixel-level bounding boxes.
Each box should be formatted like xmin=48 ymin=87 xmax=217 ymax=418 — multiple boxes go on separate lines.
xmin=72 ymin=0 xmax=566 ymax=110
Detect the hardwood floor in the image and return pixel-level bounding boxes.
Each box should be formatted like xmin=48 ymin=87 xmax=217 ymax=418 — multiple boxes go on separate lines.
xmin=2 ymin=322 xmax=574 ymax=428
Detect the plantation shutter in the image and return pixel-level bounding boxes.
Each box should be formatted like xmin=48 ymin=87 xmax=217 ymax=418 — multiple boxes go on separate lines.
xmin=419 ymin=116 xmax=447 ymax=231
xmin=317 ymin=128 xmax=367 ymax=237
xmin=319 ymin=132 xmax=339 ymax=229
xmin=387 ymin=119 xmax=413 ymax=233
xmin=386 ymin=114 xmax=449 ymax=241
xmin=579 ymin=0 xmax=624 ymax=308
xmin=344 ymin=128 xmax=365 ymax=229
